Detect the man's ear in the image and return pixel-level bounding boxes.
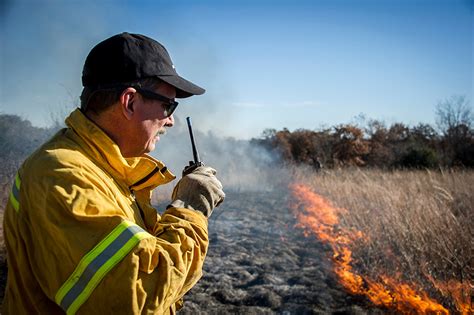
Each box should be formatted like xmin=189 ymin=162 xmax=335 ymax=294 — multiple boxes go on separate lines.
xmin=119 ymin=87 xmax=137 ymax=120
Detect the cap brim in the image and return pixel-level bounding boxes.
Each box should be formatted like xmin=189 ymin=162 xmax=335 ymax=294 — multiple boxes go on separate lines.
xmin=158 ymin=75 xmax=205 ymax=98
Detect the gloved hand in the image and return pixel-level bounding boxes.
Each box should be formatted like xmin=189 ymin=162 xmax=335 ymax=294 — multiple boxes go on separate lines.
xmin=169 ymin=166 xmax=225 ymax=217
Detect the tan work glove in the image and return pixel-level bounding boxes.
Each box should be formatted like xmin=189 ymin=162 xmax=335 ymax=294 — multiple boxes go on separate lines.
xmin=169 ymin=166 xmax=225 ymax=217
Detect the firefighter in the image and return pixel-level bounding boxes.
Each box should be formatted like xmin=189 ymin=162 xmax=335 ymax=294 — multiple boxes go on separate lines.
xmin=3 ymin=33 xmax=225 ymax=314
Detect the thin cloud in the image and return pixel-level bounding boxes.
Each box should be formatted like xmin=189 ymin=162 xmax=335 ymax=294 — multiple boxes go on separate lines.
xmin=231 ymin=102 xmax=268 ymax=109
xmin=231 ymin=100 xmax=322 ymax=109
xmin=299 ymin=100 xmax=321 ymax=107
xmin=280 ymin=100 xmax=323 ymax=108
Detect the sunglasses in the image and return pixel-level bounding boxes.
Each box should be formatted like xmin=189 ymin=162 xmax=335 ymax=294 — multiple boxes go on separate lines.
xmin=135 ymin=88 xmax=179 ymax=117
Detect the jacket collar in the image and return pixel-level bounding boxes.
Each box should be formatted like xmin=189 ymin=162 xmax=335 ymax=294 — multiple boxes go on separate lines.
xmin=65 ymin=109 xmax=175 ymax=190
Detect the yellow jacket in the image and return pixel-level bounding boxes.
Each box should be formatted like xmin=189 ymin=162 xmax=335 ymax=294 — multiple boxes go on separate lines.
xmin=3 ymin=109 xmax=209 ymax=314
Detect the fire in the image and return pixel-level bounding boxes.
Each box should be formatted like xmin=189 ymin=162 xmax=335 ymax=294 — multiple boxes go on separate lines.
xmin=427 ymin=276 xmax=473 ymax=315
xmin=290 ymin=182 xmax=455 ymax=314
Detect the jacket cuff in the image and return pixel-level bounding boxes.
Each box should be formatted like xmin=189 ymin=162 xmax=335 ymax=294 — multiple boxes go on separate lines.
xmin=163 ymin=205 xmax=208 ymax=230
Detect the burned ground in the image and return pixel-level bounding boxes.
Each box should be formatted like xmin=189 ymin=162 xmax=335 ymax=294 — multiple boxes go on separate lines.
xmin=160 ymin=190 xmax=387 ymax=314
xmin=0 ymin=189 xmax=387 ymax=314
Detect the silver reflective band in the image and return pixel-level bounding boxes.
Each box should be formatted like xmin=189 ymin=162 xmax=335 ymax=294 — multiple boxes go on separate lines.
xmin=55 ymin=221 xmax=151 ymax=315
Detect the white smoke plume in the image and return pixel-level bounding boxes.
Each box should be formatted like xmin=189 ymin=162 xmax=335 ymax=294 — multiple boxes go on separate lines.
xmin=151 ymin=115 xmax=286 ymax=202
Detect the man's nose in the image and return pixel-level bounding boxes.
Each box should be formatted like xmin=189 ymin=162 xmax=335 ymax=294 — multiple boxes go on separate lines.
xmin=165 ymin=114 xmax=174 ymax=127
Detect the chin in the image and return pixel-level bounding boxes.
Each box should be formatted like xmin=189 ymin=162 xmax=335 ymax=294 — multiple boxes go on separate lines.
xmin=146 ymin=144 xmax=156 ymax=153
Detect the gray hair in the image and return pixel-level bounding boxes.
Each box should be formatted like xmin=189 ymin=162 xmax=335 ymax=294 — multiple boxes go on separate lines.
xmin=80 ymin=77 xmax=162 ymax=115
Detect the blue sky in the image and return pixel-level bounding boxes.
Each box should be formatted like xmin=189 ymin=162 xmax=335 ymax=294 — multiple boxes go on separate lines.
xmin=1 ymin=0 xmax=472 ymax=139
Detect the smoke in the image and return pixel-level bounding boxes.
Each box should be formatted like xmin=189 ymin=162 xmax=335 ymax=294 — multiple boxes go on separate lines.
xmin=1 ymin=1 xmax=118 ymax=126
xmin=151 ymin=115 xmax=287 ymax=201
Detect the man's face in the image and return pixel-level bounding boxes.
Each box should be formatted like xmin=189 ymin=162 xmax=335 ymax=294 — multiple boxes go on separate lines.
xmin=129 ymin=82 xmax=176 ymax=156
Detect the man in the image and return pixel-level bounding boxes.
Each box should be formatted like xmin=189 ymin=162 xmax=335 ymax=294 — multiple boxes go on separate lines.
xmin=3 ymin=32 xmax=225 ymax=314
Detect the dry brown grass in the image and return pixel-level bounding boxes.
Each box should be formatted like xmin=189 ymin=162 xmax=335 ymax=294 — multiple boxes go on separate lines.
xmin=0 ymin=164 xmax=472 ymax=312
xmin=292 ymin=167 xmax=473 ymax=312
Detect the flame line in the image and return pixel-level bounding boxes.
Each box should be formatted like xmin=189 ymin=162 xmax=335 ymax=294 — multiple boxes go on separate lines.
xmin=289 ymin=182 xmax=454 ymax=314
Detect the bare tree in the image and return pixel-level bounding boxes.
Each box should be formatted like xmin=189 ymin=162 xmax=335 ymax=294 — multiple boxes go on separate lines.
xmin=435 ymin=95 xmax=473 ymax=136
xmin=435 ymin=95 xmax=474 ymax=166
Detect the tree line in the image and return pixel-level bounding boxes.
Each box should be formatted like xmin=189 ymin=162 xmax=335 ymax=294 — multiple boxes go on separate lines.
xmin=252 ymin=96 xmax=474 ymax=169
xmin=0 ymin=96 xmax=472 ymax=179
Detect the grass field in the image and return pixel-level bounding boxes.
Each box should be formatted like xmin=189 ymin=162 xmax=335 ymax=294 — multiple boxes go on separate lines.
xmin=291 ymin=167 xmax=473 ymax=313
xmin=0 ymin=167 xmax=472 ymax=313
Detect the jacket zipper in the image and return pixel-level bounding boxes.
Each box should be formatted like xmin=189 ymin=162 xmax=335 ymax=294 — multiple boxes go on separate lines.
xmin=129 ymin=166 xmax=164 ymax=225
xmin=130 ymin=190 xmax=146 ymax=224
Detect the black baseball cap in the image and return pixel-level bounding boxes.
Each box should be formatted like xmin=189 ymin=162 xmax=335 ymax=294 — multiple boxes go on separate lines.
xmin=82 ymin=32 xmax=205 ymax=98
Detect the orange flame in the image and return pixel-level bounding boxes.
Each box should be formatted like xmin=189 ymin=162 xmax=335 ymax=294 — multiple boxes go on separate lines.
xmin=290 ymin=182 xmax=452 ymax=314
xmin=427 ymin=276 xmax=473 ymax=315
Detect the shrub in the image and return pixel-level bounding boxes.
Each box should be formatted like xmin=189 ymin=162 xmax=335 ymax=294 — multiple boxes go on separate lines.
xmin=398 ymin=147 xmax=439 ymax=169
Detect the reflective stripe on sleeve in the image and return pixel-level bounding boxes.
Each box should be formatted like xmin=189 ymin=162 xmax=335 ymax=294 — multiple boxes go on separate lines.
xmin=9 ymin=173 xmax=21 ymax=213
xmin=55 ymin=220 xmax=152 ymax=315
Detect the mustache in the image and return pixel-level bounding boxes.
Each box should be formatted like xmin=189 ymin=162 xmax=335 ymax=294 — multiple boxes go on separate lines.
xmin=157 ymin=128 xmax=167 ymax=136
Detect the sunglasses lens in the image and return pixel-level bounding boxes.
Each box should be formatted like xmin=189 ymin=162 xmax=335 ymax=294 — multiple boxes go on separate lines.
xmin=136 ymin=88 xmax=178 ymax=117
xmin=165 ymin=103 xmax=178 ymax=117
